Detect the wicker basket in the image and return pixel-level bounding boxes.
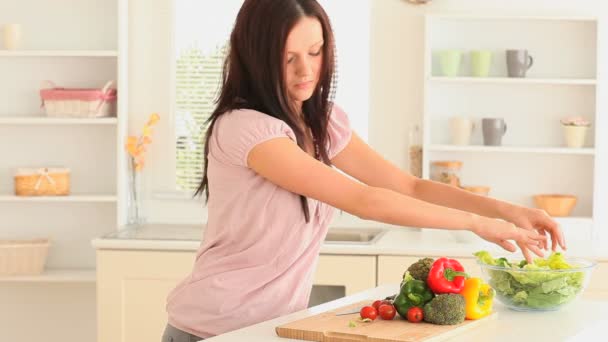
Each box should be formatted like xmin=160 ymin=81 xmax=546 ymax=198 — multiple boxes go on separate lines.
xmin=39 ymin=80 xmax=117 ymax=118
xmin=0 ymin=239 xmax=50 ymax=276
xmin=14 ymin=168 xmax=70 ymax=196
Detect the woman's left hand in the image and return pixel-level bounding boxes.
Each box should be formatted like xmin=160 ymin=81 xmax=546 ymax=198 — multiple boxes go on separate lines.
xmin=502 ymin=205 xmax=567 ymax=258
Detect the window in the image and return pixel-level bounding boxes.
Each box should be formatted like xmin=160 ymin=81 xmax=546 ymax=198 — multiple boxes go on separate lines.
xmin=173 ymin=0 xmax=242 ymax=192
xmin=152 ymin=0 xmax=370 ymax=223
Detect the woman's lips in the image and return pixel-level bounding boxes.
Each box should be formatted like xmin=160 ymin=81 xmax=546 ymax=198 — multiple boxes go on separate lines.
xmin=295 ymin=80 xmax=313 ymax=90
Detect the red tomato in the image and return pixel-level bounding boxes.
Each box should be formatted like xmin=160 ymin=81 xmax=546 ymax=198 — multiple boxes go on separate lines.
xmin=372 ymin=300 xmax=391 ymax=311
xmin=360 ymin=306 xmax=378 ymax=320
xmin=378 ymin=304 xmax=396 ymax=320
xmin=407 ymin=307 xmax=423 ymax=323
xmin=371 ymin=300 xmax=382 ymax=311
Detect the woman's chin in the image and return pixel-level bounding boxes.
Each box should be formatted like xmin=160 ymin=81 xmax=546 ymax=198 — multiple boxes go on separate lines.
xmin=290 ymin=91 xmax=314 ymax=103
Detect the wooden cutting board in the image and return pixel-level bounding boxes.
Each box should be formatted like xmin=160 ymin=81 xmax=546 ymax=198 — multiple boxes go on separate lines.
xmin=276 ymin=300 xmax=496 ymax=342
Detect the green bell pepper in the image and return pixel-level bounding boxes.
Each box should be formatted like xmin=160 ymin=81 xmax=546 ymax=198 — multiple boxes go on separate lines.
xmin=393 ymin=272 xmax=435 ymax=319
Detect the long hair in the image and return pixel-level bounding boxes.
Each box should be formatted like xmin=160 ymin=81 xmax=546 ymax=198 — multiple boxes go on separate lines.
xmin=195 ymin=0 xmax=337 ymax=223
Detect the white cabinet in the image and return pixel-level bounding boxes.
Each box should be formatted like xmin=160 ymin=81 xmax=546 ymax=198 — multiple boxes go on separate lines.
xmin=587 ymin=261 xmax=608 ymax=293
xmin=96 ymin=250 xmax=376 ymax=341
xmin=97 ymin=250 xmax=195 ymax=342
xmin=422 ymin=15 xmax=601 ymax=234
xmin=313 ymin=255 xmax=377 ymax=296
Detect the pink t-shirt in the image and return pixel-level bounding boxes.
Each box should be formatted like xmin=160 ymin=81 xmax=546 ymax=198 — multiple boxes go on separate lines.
xmin=166 ymin=104 xmax=352 ymax=338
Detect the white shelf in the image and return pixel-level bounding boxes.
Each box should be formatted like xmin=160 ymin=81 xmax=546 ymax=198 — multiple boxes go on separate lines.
xmin=427 ymin=14 xmax=597 ymax=22
xmin=0 ymin=117 xmax=118 ymax=125
xmin=0 ymin=50 xmax=118 ymax=57
xmin=429 ymin=76 xmax=597 ymax=86
xmin=428 ymin=145 xmax=595 ymax=155
xmin=0 ymin=195 xmax=117 ymax=203
xmin=0 ymin=269 xmax=96 ymax=283
xmin=555 ymin=217 xmax=593 ymax=225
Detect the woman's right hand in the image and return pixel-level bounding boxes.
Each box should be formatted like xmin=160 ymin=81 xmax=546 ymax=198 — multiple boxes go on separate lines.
xmin=471 ymin=214 xmax=548 ymax=262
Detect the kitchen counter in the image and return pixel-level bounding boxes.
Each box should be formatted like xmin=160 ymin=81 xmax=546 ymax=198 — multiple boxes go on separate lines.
xmin=91 ymin=223 xmax=608 ymax=261
xmin=204 ymin=283 xmax=608 ymax=342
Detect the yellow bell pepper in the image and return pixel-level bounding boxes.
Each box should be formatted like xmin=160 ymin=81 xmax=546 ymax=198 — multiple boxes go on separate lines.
xmin=461 ymin=277 xmax=494 ymax=320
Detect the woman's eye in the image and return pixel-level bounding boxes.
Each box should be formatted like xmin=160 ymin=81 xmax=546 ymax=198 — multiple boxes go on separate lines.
xmin=310 ymin=49 xmax=322 ymax=56
xmin=287 ymin=56 xmax=295 ymax=64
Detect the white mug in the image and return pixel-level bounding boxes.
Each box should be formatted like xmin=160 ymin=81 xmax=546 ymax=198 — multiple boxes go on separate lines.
xmin=449 ymin=117 xmax=474 ymax=145
xmin=3 ymin=24 xmax=21 ymax=50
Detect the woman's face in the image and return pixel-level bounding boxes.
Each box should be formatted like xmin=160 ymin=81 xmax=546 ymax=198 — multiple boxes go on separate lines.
xmin=284 ymin=16 xmax=324 ymax=110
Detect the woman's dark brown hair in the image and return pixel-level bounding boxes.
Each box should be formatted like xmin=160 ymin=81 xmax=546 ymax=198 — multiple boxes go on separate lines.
xmin=195 ymin=0 xmax=337 ymax=222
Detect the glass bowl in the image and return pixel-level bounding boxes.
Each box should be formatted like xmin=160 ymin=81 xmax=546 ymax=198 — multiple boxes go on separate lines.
xmin=477 ymin=257 xmax=597 ymax=311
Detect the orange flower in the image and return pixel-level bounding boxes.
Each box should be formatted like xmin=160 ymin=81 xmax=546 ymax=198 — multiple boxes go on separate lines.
xmin=125 ymin=113 xmax=160 ymax=171
xmin=147 ymin=113 xmax=160 ymax=126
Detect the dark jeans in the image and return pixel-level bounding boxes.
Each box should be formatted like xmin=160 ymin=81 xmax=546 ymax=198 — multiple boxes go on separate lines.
xmin=161 ymin=323 xmax=204 ymax=342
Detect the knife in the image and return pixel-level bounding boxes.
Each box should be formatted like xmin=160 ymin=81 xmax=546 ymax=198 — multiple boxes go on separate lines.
xmin=334 ymin=308 xmax=362 ymax=316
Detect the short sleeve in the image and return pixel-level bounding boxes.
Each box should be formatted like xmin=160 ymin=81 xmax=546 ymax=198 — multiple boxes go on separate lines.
xmin=327 ymin=104 xmax=352 ymax=159
xmin=211 ymin=109 xmax=296 ymax=167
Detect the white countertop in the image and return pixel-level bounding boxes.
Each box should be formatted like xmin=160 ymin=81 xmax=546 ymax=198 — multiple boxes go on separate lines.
xmin=91 ymin=223 xmax=608 ymax=261
xmin=204 ymin=283 xmax=608 ymax=342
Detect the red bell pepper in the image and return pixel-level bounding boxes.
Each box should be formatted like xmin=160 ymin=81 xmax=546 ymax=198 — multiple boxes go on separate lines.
xmin=427 ymin=257 xmax=468 ymax=294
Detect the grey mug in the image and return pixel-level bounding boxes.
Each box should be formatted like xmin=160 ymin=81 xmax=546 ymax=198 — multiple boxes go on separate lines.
xmin=482 ymin=118 xmax=507 ymax=146
xmin=506 ymin=49 xmax=534 ymax=78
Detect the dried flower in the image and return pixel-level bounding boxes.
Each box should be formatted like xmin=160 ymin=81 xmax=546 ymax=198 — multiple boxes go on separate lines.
xmin=125 ymin=113 xmax=160 ymax=171
xmin=560 ymin=116 xmax=591 ymax=127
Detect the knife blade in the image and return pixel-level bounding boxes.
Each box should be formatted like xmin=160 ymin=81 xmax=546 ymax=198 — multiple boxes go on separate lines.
xmin=334 ymin=308 xmax=361 ymax=316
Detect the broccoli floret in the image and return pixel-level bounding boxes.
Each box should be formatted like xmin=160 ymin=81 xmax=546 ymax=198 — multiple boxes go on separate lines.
xmin=423 ymin=294 xmax=466 ymax=325
xmin=407 ymin=257 xmax=434 ymax=282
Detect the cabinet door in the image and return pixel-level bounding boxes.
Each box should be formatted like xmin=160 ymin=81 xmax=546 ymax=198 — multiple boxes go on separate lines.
xmin=313 ymin=255 xmax=376 ymax=296
xmin=97 ymin=250 xmax=195 ymax=342
xmin=587 ymin=261 xmax=608 ymax=292
xmin=378 ymin=255 xmax=483 ymax=286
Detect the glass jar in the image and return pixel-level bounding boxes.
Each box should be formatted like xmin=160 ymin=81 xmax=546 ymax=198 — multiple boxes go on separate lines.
xmin=430 ymin=161 xmax=462 ymax=187
xmin=408 ymin=124 xmax=422 ymax=178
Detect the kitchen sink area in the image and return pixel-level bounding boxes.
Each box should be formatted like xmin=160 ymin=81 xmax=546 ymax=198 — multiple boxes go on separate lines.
xmin=323 ymin=228 xmax=388 ymax=245
xmin=99 ymin=224 xmax=389 ymax=246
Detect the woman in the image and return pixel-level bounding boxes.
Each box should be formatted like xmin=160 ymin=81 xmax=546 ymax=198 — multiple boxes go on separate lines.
xmin=163 ymin=0 xmax=565 ymax=340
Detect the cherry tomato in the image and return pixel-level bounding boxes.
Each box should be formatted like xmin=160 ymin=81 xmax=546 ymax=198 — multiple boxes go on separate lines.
xmin=378 ymin=304 xmax=396 ymax=320
xmin=372 ymin=299 xmax=392 ymax=311
xmin=407 ymin=306 xmax=424 ymax=323
xmin=360 ymin=306 xmax=378 ymax=320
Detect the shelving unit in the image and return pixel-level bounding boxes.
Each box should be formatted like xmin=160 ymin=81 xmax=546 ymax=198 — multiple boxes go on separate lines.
xmin=0 ymin=269 xmax=96 ymax=283
xmin=0 ymin=50 xmax=118 ymax=57
xmin=0 ymin=117 xmax=118 ymax=125
xmin=428 ymin=144 xmax=596 ymax=155
xmin=0 ymin=195 xmax=117 ymax=203
xmin=423 ymin=14 xmax=599 ymax=227
xmin=429 ymin=76 xmax=597 ymax=85
xmin=0 ymin=0 xmax=127 ymax=340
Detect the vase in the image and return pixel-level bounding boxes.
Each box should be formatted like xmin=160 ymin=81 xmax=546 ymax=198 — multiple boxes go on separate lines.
xmin=126 ymin=157 xmax=145 ymax=226
xmin=562 ymin=125 xmax=588 ymax=148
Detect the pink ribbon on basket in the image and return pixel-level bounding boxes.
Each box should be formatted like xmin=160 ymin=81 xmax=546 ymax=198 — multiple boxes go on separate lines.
xmin=34 ymin=168 xmax=56 ymax=190
xmin=39 ymin=80 xmax=117 ymax=115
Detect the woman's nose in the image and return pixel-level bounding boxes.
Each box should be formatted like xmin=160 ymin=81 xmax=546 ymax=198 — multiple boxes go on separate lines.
xmin=296 ymin=58 xmax=313 ymax=77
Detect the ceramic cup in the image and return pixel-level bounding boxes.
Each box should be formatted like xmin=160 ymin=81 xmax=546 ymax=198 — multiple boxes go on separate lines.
xmin=438 ymin=50 xmax=462 ymax=77
xmin=482 ymin=118 xmax=507 ymax=146
xmin=470 ymin=50 xmax=492 ymax=77
xmin=3 ymin=24 xmax=21 ymax=50
xmin=506 ymin=49 xmax=534 ymax=78
xmin=449 ymin=117 xmax=475 ymax=145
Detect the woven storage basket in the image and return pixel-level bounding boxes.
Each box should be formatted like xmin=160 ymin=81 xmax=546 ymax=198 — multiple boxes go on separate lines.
xmin=39 ymin=80 xmax=117 ymax=118
xmin=0 ymin=239 xmax=50 ymax=276
xmin=14 ymin=168 xmax=70 ymax=196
